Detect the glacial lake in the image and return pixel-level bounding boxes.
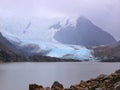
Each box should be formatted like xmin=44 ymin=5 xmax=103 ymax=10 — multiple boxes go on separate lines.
xmin=0 ymin=62 xmax=120 ymax=90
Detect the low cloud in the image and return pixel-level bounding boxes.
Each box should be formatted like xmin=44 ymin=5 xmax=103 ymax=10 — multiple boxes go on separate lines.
xmin=0 ymin=0 xmax=120 ymax=40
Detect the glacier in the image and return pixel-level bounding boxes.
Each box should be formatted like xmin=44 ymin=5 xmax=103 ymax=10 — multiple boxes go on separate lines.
xmin=46 ymin=46 xmax=93 ymax=60
xmin=0 ymin=17 xmax=94 ymax=60
xmin=2 ymin=31 xmax=94 ymax=60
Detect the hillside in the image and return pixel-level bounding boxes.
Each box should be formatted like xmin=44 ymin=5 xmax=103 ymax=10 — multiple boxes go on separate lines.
xmin=93 ymin=41 xmax=120 ymax=62
xmin=51 ymin=16 xmax=116 ymax=47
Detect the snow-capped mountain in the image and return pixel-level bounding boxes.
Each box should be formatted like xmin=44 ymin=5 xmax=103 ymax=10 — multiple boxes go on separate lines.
xmin=50 ymin=16 xmax=117 ymax=47
xmin=0 ymin=16 xmax=95 ymax=60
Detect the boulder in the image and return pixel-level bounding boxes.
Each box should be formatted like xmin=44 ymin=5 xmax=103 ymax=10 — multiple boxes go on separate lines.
xmin=97 ymin=74 xmax=107 ymax=79
xmin=29 ymin=84 xmax=44 ymax=90
xmin=114 ymin=81 xmax=120 ymax=90
xmin=51 ymin=81 xmax=64 ymax=90
xmin=115 ymin=69 xmax=120 ymax=73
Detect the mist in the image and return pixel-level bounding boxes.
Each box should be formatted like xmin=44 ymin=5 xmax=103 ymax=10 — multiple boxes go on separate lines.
xmin=0 ymin=0 xmax=120 ymax=40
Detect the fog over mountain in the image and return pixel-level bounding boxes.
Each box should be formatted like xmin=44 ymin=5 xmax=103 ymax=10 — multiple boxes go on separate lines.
xmin=51 ymin=16 xmax=116 ymax=47
xmin=0 ymin=0 xmax=120 ymax=40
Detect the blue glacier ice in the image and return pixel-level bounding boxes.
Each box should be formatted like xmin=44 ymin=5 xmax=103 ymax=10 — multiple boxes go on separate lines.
xmin=0 ymin=17 xmax=94 ymax=60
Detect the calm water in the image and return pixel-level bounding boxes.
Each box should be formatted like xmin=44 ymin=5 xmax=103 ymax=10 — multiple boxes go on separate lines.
xmin=0 ymin=62 xmax=120 ymax=90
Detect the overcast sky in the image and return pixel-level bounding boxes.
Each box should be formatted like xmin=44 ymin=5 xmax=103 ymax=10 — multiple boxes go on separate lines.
xmin=0 ymin=0 xmax=120 ymax=40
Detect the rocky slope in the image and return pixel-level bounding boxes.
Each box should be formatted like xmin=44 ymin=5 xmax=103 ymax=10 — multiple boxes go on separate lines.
xmin=93 ymin=41 xmax=120 ymax=62
xmin=29 ymin=69 xmax=120 ymax=90
xmin=0 ymin=32 xmax=19 ymax=53
xmin=0 ymin=32 xmax=26 ymax=62
xmin=51 ymin=16 xmax=116 ymax=47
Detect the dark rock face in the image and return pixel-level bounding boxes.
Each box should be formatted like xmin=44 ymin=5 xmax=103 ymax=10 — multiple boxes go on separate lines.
xmin=0 ymin=32 xmax=27 ymax=62
xmin=51 ymin=81 xmax=64 ymax=90
xmin=29 ymin=84 xmax=44 ymax=90
xmin=0 ymin=32 xmax=21 ymax=53
xmin=52 ymin=16 xmax=116 ymax=47
xmin=0 ymin=50 xmax=27 ymax=62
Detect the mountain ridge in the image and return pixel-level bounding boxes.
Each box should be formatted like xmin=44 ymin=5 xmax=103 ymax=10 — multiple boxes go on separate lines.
xmin=51 ymin=16 xmax=117 ymax=47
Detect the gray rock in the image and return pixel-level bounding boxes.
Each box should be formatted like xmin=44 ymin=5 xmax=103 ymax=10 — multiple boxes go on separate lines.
xmin=115 ymin=69 xmax=120 ymax=73
xmin=51 ymin=81 xmax=64 ymax=90
xmin=95 ymin=88 xmax=103 ymax=90
xmin=114 ymin=81 xmax=120 ymax=90
xmin=97 ymin=74 xmax=107 ymax=79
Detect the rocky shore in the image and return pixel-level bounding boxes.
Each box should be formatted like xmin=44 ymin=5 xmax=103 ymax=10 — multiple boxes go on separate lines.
xmin=29 ymin=69 xmax=120 ymax=90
